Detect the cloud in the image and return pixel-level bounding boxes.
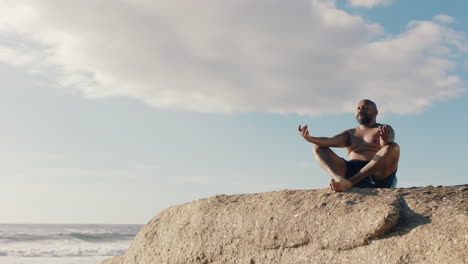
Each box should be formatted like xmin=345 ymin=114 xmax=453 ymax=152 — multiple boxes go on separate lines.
xmin=0 ymin=0 xmax=466 ymax=116
xmin=433 ymin=14 xmax=455 ymax=24
xmin=347 ymin=0 xmax=393 ymax=8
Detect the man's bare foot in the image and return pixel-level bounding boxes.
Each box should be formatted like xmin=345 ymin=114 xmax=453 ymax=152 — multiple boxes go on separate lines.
xmin=329 ymin=178 xmax=352 ymax=192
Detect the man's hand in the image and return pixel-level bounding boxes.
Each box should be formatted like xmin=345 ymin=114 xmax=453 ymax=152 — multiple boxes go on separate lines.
xmin=298 ymin=125 xmax=312 ymax=142
xmin=329 ymin=178 xmax=352 ymax=192
xmin=378 ymin=125 xmax=392 ymax=146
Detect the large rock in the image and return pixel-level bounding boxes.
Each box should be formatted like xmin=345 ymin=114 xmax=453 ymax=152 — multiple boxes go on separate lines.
xmin=103 ymin=185 xmax=467 ymax=264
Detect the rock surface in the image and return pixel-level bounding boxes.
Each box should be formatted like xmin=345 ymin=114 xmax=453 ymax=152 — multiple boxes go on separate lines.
xmin=103 ymin=185 xmax=467 ymax=264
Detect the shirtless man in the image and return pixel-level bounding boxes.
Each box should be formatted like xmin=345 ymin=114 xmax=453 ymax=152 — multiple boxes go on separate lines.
xmin=298 ymin=99 xmax=400 ymax=192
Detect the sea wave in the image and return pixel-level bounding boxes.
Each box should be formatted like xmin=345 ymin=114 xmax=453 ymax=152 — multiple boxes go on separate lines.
xmin=0 ymin=224 xmax=141 ymax=242
xmin=0 ymin=232 xmax=136 ymax=243
xmin=0 ymin=224 xmax=141 ymax=258
xmin=1 ymin=248 xmax=126 ymax=257
xmin=69 ymin=232 xmax=137 ymax=242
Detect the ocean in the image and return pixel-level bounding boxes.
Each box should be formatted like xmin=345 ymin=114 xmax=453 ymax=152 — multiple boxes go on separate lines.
xmin=0 ymin=224 xmax=142 ymax=264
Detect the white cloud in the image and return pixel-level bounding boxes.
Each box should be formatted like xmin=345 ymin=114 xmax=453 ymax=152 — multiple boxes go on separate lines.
xmin=348 ymin=0 xmax=393 ymax=8
xmin=0 ymin=0 xmax=466 ymax=116
xmin=433 ymin=14 xmax=455 ymax=24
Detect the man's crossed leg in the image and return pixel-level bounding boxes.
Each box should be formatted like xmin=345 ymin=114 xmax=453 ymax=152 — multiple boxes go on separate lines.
xmin=313 ymin=142 xmax=400 ymax=192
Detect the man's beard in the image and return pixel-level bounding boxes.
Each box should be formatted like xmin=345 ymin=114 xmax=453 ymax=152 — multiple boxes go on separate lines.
xmin=357 ymin=113 xmax=372 ymax=125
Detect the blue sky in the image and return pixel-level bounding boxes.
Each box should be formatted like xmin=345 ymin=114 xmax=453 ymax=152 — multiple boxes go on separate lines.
xmin=0 ymin=0 xmax=466 ymax=224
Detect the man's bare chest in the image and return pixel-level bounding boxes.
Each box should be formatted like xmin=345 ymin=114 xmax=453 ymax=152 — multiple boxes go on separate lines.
xmin=348 ymin=128 xmax=380 ymax=150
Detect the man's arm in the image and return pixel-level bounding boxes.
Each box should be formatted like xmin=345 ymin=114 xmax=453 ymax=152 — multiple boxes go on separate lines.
xmin=378 ymin=125 xmax=395 ymax=146
xmin=298 ymin=125 xmax=350 ymax=147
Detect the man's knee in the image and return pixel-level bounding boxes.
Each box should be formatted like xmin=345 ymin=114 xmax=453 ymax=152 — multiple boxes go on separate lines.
xmin=382 ymin=142 xmax=400 ymax=155
xmin=313 ymin=144 xmax=320 ymax=153
xmin=381 ymin=142 xmax=400 ymax=167
xmin=313 ymin=145 xmax=329 ymax=155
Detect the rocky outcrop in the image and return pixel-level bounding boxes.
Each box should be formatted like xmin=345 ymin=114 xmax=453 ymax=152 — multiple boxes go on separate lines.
xmin=103 ymin=185 xmax=467 ymax=264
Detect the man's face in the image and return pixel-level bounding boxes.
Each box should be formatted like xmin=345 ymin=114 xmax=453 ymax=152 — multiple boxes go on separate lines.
xmin=356 ymin=101 xmax=376 ymax=125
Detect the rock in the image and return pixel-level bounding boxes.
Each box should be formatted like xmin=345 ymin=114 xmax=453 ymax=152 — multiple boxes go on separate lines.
xmin=103 ymin=185 xmax=467 ymax=264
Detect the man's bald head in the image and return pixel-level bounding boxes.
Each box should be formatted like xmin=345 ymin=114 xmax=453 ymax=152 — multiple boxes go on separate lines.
xmin=359 ymin=99 xmax=377 ymax=110
xmin=356 ymin=99 xmax=378 ymax=125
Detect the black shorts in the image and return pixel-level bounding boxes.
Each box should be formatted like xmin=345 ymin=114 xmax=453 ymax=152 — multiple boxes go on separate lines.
xmin=344 ymin=159 xmax=397 ymax=188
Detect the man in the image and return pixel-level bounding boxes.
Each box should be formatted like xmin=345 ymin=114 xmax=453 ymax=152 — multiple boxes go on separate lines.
xmin=298 ymin=99 xmax=400 ymax=192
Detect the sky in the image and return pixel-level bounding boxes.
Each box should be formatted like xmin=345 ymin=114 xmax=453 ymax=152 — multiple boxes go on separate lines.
xmin=0 ymin=0 xmax=466 ymax=224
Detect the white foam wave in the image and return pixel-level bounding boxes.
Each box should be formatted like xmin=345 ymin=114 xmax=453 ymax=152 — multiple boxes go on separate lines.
xmin=0 ymin=224 xmax=141 ymax=258
xmin=0 ymin=224 xmax=141 ymax=243
xmin=4 ymin=248 xmax=125 ymax=257
xmin=1 ymin=240 xmax=129 ymax=257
